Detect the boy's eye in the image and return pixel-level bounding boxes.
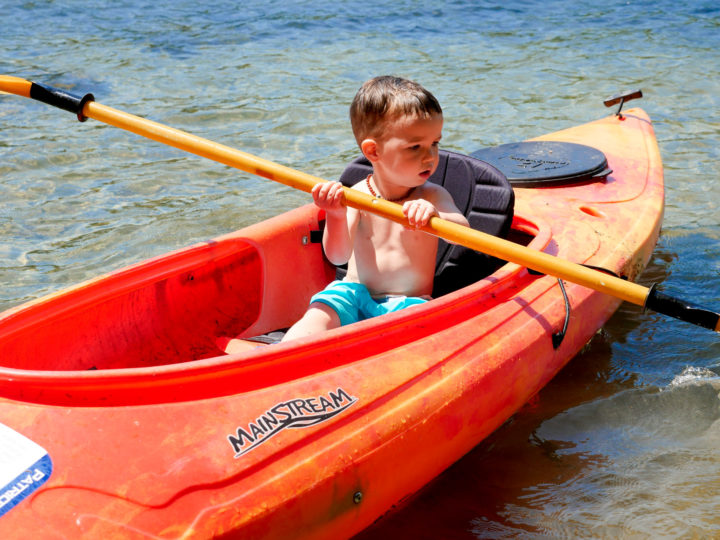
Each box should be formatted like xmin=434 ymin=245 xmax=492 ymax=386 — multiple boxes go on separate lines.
xmin=407 ymin=141 xmax=440 ymax=151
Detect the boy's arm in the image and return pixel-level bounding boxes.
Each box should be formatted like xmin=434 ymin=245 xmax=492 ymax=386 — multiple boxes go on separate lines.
xmin=313 ymin=181 xmax=357 ymax=266
xmin=403 ymin=184 xmax=469 ymax=229
xmin=434 ymin=194 xmax=469 ymax=227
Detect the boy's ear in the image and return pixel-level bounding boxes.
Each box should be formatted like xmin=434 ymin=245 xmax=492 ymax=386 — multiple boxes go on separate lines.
xmin=360 ymin=138 xmax=379 ymax=163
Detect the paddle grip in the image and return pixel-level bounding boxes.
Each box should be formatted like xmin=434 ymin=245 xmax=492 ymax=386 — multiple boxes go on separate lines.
xmin=29 ymin=82 xmax=95 ymax=122
xmin=645 ymin=284 xmax=720 ymax=331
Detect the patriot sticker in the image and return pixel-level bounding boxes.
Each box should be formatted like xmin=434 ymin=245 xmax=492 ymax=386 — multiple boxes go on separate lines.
xmin=0 ymin=423 xmax=52 ymax=518
xmin=228 ymin=387 xmax=357 ymax=458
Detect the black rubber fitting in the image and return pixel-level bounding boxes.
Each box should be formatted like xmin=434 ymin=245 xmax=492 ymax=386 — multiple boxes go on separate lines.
xmin=29 ymin=82 xmax=95 ymax=122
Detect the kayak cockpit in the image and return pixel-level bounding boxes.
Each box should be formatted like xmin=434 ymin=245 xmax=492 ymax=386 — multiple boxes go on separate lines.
xmin=0 ymin=150 xmax=526 ymax=374
xmin=0 ymin=206 xmax=544 ymax=375
xmin=0 ymin=209 xmax=546 ymax=406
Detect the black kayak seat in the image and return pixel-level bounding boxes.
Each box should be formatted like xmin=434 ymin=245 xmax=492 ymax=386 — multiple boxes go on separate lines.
xmin=337 ymin=150 xmax=514 ymax=297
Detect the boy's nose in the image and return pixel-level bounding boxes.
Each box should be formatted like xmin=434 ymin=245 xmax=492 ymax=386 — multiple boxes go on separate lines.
xmin=423 ymin=147 xmax=438 ymax=165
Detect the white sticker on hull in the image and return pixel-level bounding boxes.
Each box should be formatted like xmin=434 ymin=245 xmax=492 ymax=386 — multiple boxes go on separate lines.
xmin=0 ymin=423 xmax=52 ymax=518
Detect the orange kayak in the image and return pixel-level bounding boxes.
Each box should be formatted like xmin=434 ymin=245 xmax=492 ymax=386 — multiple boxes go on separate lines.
xmin=0 ymin=107 xmax=662 ymax=538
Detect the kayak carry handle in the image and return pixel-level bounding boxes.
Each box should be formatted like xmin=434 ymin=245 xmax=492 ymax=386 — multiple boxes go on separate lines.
xmin=603 ymin=89 xmax=643 ymax=118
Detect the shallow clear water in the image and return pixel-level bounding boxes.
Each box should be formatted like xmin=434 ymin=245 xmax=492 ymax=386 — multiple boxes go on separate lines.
xmin=1 ymin=0 xmax=719 ymax=537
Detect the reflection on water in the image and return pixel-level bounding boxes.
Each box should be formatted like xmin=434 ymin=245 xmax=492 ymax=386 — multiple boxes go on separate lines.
xmin=525 ymin=383 xmax=720 ymax=537
xmin=2 ymin=0 xmax=720 ymax=537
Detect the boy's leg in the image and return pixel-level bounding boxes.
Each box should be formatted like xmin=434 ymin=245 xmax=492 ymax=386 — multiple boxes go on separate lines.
xmin=281 ymin=302 xmax=342 ymax=342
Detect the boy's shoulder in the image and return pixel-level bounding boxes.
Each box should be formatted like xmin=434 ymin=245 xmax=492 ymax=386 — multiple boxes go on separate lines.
xmin=416 ymin=180 xmax=451 ymax=199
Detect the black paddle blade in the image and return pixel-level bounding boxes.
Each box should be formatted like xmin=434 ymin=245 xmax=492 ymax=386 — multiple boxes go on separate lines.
xmin=645 ymin=285 xmax=720 ymax=332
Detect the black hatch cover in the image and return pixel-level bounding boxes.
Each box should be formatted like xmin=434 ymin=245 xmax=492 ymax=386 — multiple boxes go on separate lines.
xmin=471 ymin=141 xmax=612 ymax=188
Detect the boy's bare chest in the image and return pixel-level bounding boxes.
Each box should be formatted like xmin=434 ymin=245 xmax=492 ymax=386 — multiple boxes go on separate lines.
xmin=357 ymin=212 xmax=434 ymax=250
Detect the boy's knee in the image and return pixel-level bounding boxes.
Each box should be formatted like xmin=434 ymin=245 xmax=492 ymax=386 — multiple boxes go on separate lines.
xmin=282 ymin=303 xmax=341 ymax=342
xmin=306 ymin=302 xmax=341 ymax=329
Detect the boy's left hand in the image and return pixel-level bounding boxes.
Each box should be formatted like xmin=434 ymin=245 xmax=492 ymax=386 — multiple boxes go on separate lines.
xmin=403 ymin=199 xmax=438 ymax=228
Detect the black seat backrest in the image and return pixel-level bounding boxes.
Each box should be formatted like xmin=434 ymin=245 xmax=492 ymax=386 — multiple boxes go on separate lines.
xmin=338 ymin=149 xmax=514 ymax=296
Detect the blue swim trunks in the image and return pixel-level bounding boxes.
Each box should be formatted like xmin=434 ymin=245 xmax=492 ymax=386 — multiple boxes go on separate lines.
xmin=310 ymin=280 xmax=429 ymax=326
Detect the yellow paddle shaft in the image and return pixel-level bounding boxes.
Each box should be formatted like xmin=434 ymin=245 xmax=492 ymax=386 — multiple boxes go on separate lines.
xmin=0 ymin=74 xmax=650 ymax=306
xmin=5 ymin=75 xmax=719 ymax=332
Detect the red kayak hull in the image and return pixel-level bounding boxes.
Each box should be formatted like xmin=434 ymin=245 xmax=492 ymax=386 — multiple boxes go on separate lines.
xmin=0 ymin=109 xmax=663 ymax=538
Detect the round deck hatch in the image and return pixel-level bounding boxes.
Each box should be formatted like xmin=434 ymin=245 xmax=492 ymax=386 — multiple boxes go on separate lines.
xmin=471 ymin=141 xmax=611 ymax=187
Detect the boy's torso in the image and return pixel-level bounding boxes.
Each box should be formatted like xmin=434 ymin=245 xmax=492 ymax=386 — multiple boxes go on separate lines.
xmin=343 ymin=182 xmax=439 ymax=297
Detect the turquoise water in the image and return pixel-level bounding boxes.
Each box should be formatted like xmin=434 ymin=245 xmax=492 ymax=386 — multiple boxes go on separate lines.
xmin=2 ymin=0 xmax=719 ymax=537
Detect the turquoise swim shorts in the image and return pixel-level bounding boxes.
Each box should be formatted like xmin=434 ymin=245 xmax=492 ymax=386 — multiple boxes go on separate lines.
xmin=310 ymin=280 xmax=428 ymax=326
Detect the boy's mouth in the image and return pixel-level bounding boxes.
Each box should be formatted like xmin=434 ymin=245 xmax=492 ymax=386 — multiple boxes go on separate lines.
xmin=419 ymin=169 xmax=431 ymax=179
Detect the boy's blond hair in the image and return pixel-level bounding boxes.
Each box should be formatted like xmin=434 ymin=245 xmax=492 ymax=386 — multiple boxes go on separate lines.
xmin=350 ymin=76 xmax=442 ymax=146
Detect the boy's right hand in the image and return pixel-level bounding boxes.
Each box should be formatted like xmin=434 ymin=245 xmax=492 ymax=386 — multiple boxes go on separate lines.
xmin=312 ymin=181 xmax=347 ymax=218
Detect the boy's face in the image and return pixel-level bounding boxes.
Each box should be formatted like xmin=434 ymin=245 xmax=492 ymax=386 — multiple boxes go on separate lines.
xmin=364 ymin=113 xmax=443 ymax=188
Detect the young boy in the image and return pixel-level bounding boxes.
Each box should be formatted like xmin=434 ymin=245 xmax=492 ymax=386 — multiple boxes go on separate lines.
xmin=281 ymin=76 xmax=469 ymax=342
